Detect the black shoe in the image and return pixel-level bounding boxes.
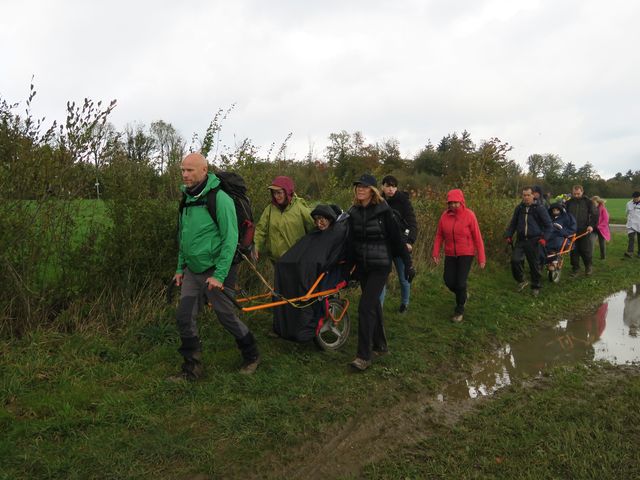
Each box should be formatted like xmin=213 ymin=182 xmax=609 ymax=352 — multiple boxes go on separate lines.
xmin=399 ymin=304 xmax=408 ymax=313
xmin=570 ymin=269 xmax=580 ymax=277
xmin=168 ymin=356 xmax=204 ymax=382
xmin=624 ymin=252 xmax=633 ymax=258
xmin=585 ymin=266 xmax=593 ymax=276
xmin=531 ymin=288 xmax=540 ymax=297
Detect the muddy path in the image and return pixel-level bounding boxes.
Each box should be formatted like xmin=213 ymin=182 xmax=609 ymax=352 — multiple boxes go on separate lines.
xmin=249 ymin=381 xmax=485 ymax=480
xmin=249 ymin=286 xmax=640 ymax=479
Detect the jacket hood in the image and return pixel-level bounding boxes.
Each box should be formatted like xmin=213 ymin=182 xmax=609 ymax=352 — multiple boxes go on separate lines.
xmin=447 ymin=189 xmax=466 ymax=206
xmin=269 ymin=176 xmax=295 ymax=205
xmin=310 ymin=204 xmax=338 ymax=223
xmin=269 ymin=175 xmax=296 ymax=208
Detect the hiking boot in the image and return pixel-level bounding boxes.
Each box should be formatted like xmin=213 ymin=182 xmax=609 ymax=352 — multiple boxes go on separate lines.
xmin=239 ymin=355 xmax=260 ymax=375
xmin=399 ymin=304 xmax=408 ymax=313
xmin=585 ymin=266 xmax=593 ymax=276
xmin=451 ymin=314 xmax=464 ymax=323
xmin=350 ymin=357 xmax=371 ymax=371
xmin=570 ymin=269 xmax=580 ymax=277
xmin=531 ymin=288 xmax=540 ymax=297
xmin=517 ymin=281 xmax=529 ymax=292
xmin=167 ymin=356 xmax=204 ymax=383
xmin=236 ymin=332 xmax=260 ymax=374
xmin=624 ymin=252 xmax=633 ymax=258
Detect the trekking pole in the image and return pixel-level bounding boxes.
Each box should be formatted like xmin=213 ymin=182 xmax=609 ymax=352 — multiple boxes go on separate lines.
xmin=238 ymin=251 xmax=282 ymax=299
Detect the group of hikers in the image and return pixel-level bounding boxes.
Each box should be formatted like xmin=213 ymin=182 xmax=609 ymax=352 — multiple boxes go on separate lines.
xmin=171 ymin=152 xmax=640 ymax=378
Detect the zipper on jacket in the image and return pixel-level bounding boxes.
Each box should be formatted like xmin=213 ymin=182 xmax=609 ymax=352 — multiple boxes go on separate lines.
xmin=451 ymin=216 xmax=457 ymax=256
xmin=524 ymin=206 xmax=529 ymax=238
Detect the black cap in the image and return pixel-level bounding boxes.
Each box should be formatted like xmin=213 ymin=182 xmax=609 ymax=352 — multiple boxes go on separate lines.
xmin=353 ymin=173 xmax=377 ymax=188
xmin=633 ymin=191 xmax=640 ymax=198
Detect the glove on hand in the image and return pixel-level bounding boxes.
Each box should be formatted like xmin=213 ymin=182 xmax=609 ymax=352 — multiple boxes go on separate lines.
xmin=553 ymin=223 xmax=563 ymax=230
xmin=405 ymin=266 xmax=416 ymax=283
xmin=538 ymin=238 xmax=546 ymax=247
xmin=505 ymin=237 xmax=512 ymax=244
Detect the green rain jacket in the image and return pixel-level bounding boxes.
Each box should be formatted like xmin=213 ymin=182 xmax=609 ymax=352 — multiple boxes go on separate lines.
xmin=253 ymin=195 xmax=315 ymax=263
xmin=176 ymin=173 xmax=238 ymax=283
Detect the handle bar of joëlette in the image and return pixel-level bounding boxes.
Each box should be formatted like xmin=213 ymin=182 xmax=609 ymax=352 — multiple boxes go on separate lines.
xmin=545 ymin=229 xmax=592 ymax=259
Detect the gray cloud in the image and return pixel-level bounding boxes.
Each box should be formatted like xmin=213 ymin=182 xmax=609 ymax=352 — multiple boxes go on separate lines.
xmin=1 ymin=0 xmax=638 ymax=177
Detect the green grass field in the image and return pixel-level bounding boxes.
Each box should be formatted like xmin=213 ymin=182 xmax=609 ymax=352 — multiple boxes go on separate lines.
xmin=604 ymin=198 xmax=628 ymax=224
xmin=2 ymin=232 xmax=640 ymax=479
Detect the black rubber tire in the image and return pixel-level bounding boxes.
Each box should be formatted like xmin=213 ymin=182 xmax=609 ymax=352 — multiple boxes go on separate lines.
xmin=314 ymin=297 xmax=350 ymax=351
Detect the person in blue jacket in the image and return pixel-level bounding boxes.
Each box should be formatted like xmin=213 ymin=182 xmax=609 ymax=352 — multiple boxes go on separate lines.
xmin=504 ymin=186 xmax=553 ymax=296
xmin=545 ymin=202 xmax=577 ymax=269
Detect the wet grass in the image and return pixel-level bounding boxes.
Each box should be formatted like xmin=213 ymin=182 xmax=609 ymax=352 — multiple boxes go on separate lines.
xmin=364 ymin=363 xmax=640 ymax=479
xmin=1 ymin=232 xmax=639 ymax=479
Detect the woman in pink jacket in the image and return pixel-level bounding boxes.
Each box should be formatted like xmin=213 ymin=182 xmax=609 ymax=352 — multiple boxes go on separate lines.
xmin=431 ymin=189 xmax=486 ymax=323
xmin=591 ymin=196 xmax=610 ymax=260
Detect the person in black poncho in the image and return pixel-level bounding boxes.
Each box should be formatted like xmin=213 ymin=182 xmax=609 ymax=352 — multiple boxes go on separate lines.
xmin=272 ymin=204 xmax=348 ymax=342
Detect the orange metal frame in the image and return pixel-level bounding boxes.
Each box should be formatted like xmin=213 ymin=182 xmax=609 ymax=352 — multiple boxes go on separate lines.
xmin=234 ymin=271 xmax=346 ymax=313
xmin=545 ymin=230 xmax=591 ymax=260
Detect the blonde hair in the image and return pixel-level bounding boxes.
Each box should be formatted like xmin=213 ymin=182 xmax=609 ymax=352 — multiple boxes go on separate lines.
xmin=592 ymin=195 xmax=606 ymax=205
xmin=352 ymin=185 xmax=384 ymax=206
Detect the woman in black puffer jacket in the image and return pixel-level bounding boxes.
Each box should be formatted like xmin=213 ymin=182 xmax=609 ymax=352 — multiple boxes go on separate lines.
xmin=347 ymin=174 xmax=414 ymax=371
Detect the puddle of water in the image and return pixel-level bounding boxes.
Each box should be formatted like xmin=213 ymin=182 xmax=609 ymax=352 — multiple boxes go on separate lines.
xmin=440 ymin=285 xmax=640 ymax=401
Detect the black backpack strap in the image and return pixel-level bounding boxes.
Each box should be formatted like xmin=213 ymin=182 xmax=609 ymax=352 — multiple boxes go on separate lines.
xmin=206 ymin=186 xmax=221 ymax=228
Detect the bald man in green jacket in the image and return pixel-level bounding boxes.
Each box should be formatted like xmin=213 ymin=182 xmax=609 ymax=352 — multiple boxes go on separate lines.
xmin=171 ymin=153 xmax=259 ymax=380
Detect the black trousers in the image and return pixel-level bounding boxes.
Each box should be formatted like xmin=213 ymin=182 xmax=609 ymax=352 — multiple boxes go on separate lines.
xmin=357 ymin=268 xmax=390 ymax=361
xmin=511 ymin=238 xmax=543 ymax=289
xmin=628 ymin=231 xmax=640 ymax=254
xmin=570 ymin=233 xmax=593 ymax=271
xmin=443 ymin=256 xmax=473 ymax=314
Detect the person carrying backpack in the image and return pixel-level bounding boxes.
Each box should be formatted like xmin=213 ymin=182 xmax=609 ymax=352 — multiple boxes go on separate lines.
xmin=380 ymin=175 xmax=418 ymax=313
xmin=171 ymin=152 xmax=260 ymax=380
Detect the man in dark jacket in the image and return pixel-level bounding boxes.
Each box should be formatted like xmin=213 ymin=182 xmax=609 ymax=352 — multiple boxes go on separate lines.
xmin=380 ymin=175 xmax=418 ymax=313
xmin=171 ymin=152 xmax=260 ymax=380
xmin=504 ymin=186 xmax=553 ymax=296
xmin=565 ymin=184 xmax=598 ymax=276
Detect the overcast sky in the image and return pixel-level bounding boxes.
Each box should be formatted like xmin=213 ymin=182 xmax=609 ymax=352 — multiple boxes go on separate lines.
xmin=1 ymin=0 xmax=638 ymax=177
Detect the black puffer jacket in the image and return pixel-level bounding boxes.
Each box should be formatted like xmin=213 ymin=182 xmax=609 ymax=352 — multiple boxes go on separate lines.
xmin=383 ymin=191 xmax=418 ymax=245
xmin=348 ymin=201 xmax=408 ymax=270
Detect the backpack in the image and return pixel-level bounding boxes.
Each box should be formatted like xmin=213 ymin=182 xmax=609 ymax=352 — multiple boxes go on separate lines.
xmin=179 ymin=172 xmax=255 ymax=264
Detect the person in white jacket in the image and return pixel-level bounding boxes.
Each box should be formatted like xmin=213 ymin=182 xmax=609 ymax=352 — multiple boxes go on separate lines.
xmin=625 ymin=191 xmax=640 ymax=258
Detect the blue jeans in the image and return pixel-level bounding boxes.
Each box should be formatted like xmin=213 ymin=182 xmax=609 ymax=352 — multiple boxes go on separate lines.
xmin=380 ymin=256 xmax=411 ymax=306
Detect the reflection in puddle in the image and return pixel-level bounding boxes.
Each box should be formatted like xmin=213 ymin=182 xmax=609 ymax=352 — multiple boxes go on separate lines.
xmin=440 ymin=285 xmax=640 ymax=401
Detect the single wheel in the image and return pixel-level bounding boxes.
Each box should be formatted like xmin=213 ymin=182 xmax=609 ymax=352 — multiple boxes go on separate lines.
xmin=314 ymin=297 xmax=350 ymax=351
xmin=548 ymin=268 xmax=561 ymax=283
